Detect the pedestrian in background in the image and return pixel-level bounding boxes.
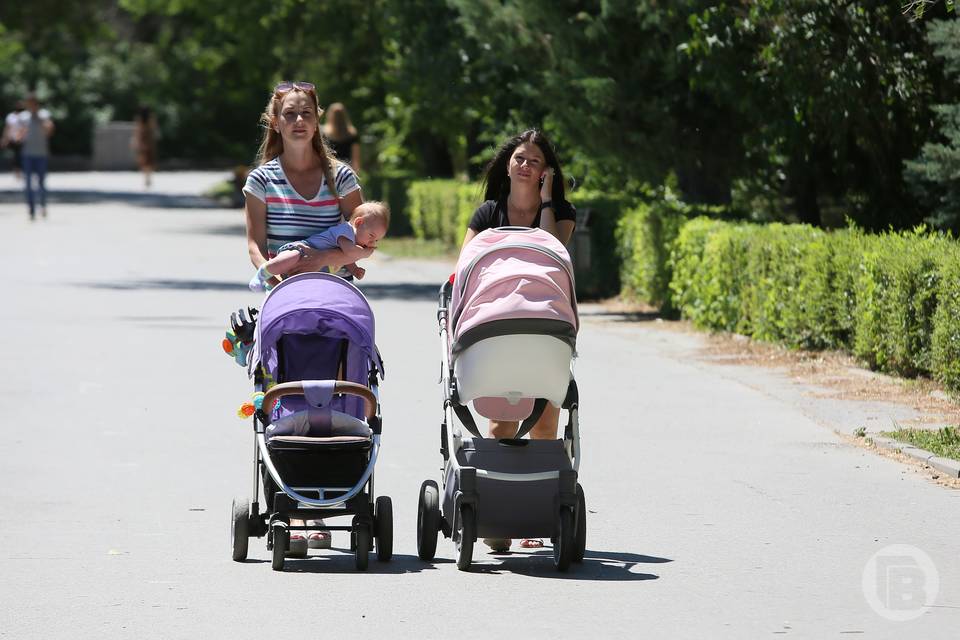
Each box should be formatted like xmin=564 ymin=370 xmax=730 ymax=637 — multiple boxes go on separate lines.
xmin=132 ymin=105 xmax=158 ymax=188
xmin=18 ymin=94 xmax=54 ymax=220
xmin=1 ymin=100 xmax=26 ymax=180
xmin=322 ymin=102 xmax=361 ymax=173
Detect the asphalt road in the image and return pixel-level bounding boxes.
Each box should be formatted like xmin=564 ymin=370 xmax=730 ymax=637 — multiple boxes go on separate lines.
xmin=2 ymin=172 xmax=958 ymax=639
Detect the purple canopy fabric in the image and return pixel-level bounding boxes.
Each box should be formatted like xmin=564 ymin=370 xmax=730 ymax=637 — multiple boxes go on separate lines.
xmin=251 ymin=272 xmax=381 ymax=421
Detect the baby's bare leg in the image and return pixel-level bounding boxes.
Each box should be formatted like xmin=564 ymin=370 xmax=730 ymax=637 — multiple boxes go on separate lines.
xmin=263 ymin=248 xmax=306 ymax=278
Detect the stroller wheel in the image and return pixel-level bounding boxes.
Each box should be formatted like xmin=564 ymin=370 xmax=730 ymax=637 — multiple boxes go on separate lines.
xmin=417 ymin=480 xmax=440 ymax=561
xmin=455 ymin=504 xmax=475 ymax=572
xmin=553 ymin=507 xmax=574 ymax=572
xmin=271 ymin=523 xmax=288 ymax=571
xmin=574 ymin=484 xmax=586 ymax=563
xmin=231 ymin=497 xmax=249 ymax=562
xmin=354 ymin=523 xmax=371 ymax=571
xmin=375 ymin=496 xmax=393 ymax=562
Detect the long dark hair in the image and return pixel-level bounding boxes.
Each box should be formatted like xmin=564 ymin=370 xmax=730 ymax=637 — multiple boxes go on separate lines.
xmin=480 ymin=129 xmax=568 ymax=205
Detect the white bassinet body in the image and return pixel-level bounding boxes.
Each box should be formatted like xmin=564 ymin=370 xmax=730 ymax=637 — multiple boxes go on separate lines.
xmin=448 ymin=227 xmax=578 ymax=420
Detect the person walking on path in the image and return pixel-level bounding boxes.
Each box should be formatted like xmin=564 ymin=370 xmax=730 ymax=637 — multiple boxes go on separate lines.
xmin=131 ymin=105 xmax=158 ymax=188
xmin=18 ymin=94 xmax=54 ymax=220
xmin=242 ymin=80 xmax=364 ymax=555
xmin=2 ymin=100 xmax=26 ymax=180
xmin=321 ymin=102 xmax=361 ymax=173
xmin=460 ymin=128 xmax=577 ymax=553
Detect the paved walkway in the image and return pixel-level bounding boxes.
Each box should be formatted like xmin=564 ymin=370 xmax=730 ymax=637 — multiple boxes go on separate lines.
xmin=1 ymin=171 xmax=957 ymax=639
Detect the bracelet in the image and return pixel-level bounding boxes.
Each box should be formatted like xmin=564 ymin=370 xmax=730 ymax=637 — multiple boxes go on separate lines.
xmin=538 ymin=200 xmax=554 ymax=212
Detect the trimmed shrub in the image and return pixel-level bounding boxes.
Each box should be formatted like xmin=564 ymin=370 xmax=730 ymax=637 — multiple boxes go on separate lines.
xmin=738 ymin=224 xmax=823 ymax=343
xmin=363 ymin=172 xmax=414 ymax=236
xmin=617 ymin=200 xmax=688 ymax=312
xmin=569 ymin=190 xmax=631 ymax=299
xmin=933 ymin=249 xmax=960 ymax=392
xmin=407 ymin=180 xmax=482 ymax=246
xmin=852 ymin=230 xmax=950 ymax=377
xmin=669 ymin=217 xmax=730 ymax=329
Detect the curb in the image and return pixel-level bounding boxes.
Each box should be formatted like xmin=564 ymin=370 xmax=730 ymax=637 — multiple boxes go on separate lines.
xmin=865 ymin=436 xmax=960 ymax=478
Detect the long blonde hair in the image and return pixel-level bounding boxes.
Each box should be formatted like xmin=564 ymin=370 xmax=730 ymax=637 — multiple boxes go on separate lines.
xmin=323 ymin=102 xmax=358 ymax=142
xmin=256 ymin=87 xmax=340 ymax=197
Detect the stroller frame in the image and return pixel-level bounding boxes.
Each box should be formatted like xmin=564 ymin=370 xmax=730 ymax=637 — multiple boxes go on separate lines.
xmin=230 ymin=273 xmax=392 ymax=572
xmin=416 ymin=277 xmax=586 ymax=572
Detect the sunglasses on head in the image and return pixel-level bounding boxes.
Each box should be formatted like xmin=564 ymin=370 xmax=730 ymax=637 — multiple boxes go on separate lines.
xmin=273 ymin=81 xmax=315 ymax=95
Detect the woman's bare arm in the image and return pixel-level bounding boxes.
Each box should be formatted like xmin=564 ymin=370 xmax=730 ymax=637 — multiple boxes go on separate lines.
xmin=339 ymin=188 xmax=363 ymax=219
xmin=351 ymin=143 xmax=362 ymax=174
xmin=556 ymin=219 xmax=575 ymax=245
xmin=461 ymin=227 xmax=478 ymax=250
xmin=245 ymin=194 xmax=270 ymax=269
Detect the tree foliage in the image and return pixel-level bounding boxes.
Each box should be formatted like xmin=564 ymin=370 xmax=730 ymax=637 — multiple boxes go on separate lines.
xmin=0 ymin=1 xmax=957 ymax=230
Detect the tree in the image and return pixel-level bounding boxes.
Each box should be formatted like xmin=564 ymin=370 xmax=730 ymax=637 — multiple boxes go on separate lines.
xmin=906 ymin=18 xmax=960 ymax=231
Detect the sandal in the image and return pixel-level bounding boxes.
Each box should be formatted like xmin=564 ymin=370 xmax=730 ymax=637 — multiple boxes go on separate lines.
xmin=285 ymin=533 xmax=308 ymax=558
xmin=306 ymin=519 xmax=332 ymax=549
xmin=519 ymin=538 xmax=543 ymax=549
xmin=483 ymin=538 xmax=511 ymax=552
xmin=307 ymin=530 xmax=332 ymax=549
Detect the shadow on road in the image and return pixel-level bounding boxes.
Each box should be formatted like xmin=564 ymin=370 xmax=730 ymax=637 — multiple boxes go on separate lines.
xmin=578 ymin=308 xmax=665 ymax=323
xmin=75 ymin=278 xmax=441 ymax=301
xmin=354 ymin=282 xmax=440 ymax=301
xmin=0 ymin=189 xmax=223 ymax=209
xmin=239 ymin=552 xmax=452 ymax=574
xmin=78 ymin=278 xmax=248 ymax=292
xmin=468 ymin=549 xmax=672 ymax=580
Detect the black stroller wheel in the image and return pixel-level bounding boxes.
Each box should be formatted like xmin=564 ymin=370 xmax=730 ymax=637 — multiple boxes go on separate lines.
xmin=417 ymin=480 xmax=440 ymax=561
xmin=553 ymin=507 xmax=574 ymax=572
xmin=231 ymin=497 xmax=249 ymax=562
xmin=574 ymin=484 xmax=586 ymax=563
xmin=375 ymin=496 xmax=393 ymax=562
xmin=456 ymin=504 xmax=475 ymax=572
xmin=271 ymin=524 xmax=288 ymax=571
xmin=355 ymin=524 xmax=371 ymax=571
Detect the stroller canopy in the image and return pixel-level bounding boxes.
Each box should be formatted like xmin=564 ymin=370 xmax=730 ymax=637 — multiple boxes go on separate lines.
xmin=252 ymin=272 xmax=382 ymax=419
xmin=449 ymin=227 xmax=578 ymax=357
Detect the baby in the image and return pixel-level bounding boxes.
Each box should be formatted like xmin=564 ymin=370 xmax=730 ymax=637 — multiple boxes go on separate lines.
xmin=249 ymin=201 xmax=389 ymax=292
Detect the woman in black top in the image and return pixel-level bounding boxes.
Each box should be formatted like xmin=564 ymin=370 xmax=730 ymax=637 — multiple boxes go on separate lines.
xmin=322 ymin=102 xmax=361 ymax=172
xmin=464 ymin=129 xmax=575 ymax=245
xmin=461 ymin=128 xmax=576 ymax=551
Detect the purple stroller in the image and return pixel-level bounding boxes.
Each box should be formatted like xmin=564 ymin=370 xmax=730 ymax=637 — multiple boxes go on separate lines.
xmin=229 ymin=272 xmax=390 ymax=571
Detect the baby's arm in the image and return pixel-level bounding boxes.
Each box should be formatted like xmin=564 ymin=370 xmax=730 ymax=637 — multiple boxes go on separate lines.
xmin=344 ymin=262 xmax=366 ymax=280
xmin=337 ymin=235 xmax=375 ymax=263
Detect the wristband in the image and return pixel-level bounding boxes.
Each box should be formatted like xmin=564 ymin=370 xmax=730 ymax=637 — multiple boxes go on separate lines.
xmin=538 ymin=200 xmax=554 ymax=212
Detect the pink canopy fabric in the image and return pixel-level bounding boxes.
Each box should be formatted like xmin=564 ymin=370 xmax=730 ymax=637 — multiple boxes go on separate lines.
xmin=449 ymin=227 xmax=578 ymax=352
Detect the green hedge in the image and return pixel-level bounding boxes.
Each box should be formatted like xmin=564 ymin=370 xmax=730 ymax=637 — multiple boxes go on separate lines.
xmin=407 ymin=180 xmax=481 ymax=247
xmin=656 ymin=217 xmax=960 ymax=390
xmin=568 ymin=190 xmax=631 ymax=299
xmin=933 ymin=252 xmax=960 ymax=391
xmin=363 ymin=172 xmax=415 ymax=236
xmin=616 ymin=194 xmax=734 ymax=314
xmin=852 ymin=231 xmax=951 ymax=377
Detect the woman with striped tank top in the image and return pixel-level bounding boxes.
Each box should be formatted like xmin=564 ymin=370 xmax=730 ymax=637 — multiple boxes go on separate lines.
xmin=243 ymin=81 xmax=363 ymax=287
xmin=242 ymin=81 xmax=363 ymax=556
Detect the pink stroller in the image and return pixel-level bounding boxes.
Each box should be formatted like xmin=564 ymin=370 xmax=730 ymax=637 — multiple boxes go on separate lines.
xmin=417 ymin=227 xmax=585 ymax=571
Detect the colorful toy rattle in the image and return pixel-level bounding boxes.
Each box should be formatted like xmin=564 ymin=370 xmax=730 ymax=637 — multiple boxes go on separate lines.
xmin=221 ymin=306 xmax=258 ymax=367
xmin=237 ymin=391 xmax=265 ymax=419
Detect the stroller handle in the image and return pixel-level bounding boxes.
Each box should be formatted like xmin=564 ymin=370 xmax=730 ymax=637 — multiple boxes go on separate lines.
xmin=262 ymin=381 xmax=377 ymax=420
